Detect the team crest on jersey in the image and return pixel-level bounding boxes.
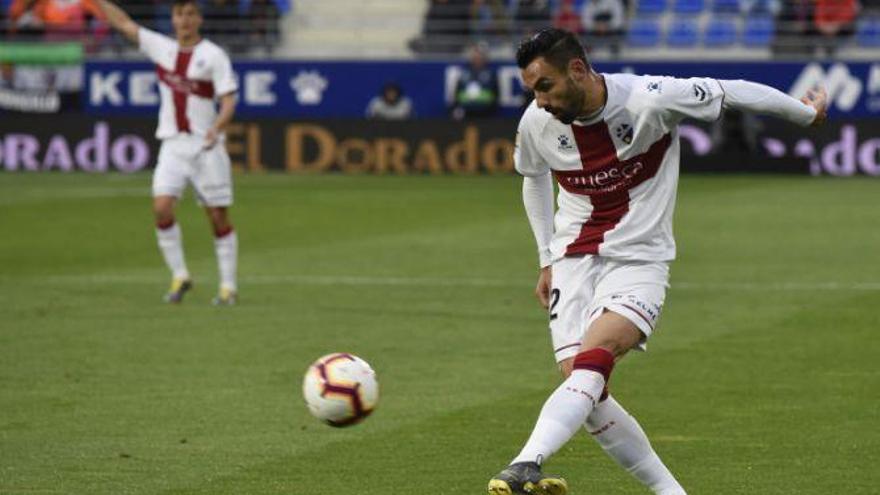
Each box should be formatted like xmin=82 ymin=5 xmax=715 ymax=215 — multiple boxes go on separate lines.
xmin=693 ymin=81 xmax=712 ymax=102
xmin=646 ymin=80 xmax=663 ymax=93
xmin=614 ymin=123 xmax=634 ymax=144
xmin=557 ymin=134 xmax=575 ymax=151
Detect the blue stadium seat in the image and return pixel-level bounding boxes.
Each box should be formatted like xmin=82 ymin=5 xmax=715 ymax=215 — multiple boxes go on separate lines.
xmin=673 ymin=0 xmax=705 ymax=14
xmin=637 ymin=0 xmax=668 ymax=15
xmin=704 ymin=17 xmax=738 ymax=46
xmin=711 ymin=0 xmax=740 ymax=13
xmin=856 ymin=17 xmax=880 ymax=47
xmin=667 ymin=18 xmax=699 ymax=46
xmin=626 ymin=17 xmax=663 ymax=47
xmin=743 ymin=16 xmax=774 ymax=47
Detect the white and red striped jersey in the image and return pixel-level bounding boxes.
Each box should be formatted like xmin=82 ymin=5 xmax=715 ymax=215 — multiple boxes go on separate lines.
xmin=515 ymin=73 xmax=724 ymax=262
xmin=138 ymin=28 xmax=238 ymax=140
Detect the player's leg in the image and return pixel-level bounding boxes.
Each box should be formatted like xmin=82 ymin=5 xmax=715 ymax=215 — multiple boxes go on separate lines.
xmin=587 ymin=395 xmax=686 ymax=495
xmin=152 ymin=141 xmax=192 ymax=303
xmin=193 ymin=145 xmax=237 ymax=305
xmin=511 ymin=310 xmax=641 ymax=466
xmin=489 ymin=257 xmax=594 ymax=495
xmin=204 ymin=205 xmax=237 ymax=305
xmin=581 ymin=260 xmax=686 ymax=494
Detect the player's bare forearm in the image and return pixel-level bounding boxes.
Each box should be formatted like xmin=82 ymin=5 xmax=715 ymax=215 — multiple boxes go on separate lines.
xmin=212 ymin=93 xmax=237 ymax=132
xmin=95 ymin=0 xmax=139 ymax=43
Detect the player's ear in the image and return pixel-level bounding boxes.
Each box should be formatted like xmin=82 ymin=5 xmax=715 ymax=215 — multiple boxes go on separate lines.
xmin=568 ymin=59 xmax=587 ymax=81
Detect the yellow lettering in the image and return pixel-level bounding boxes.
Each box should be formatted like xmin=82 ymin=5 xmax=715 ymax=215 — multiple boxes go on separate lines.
xmin=286 ymin=124 xmax=335 ymax=172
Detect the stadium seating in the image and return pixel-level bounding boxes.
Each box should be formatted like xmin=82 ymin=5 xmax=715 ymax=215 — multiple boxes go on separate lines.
xmin=711 ymin=0 xmax=740 ymax=13
xmin=673 ymin=0 xmax=705 ymax=15
xmin=667 ymin=18 xmax=699 ymax=47
xmin=856 ymin=16 xmax=880 ymax=47
xmin=743 ymin=15 xmax=774 ymax=47
xmin=704 ymin=17 xmax=739 ymax=46
xmin=626 ymin=17 xmax=663 ymax=47
xmin=637 ymin=0 xmax=668 ymax=15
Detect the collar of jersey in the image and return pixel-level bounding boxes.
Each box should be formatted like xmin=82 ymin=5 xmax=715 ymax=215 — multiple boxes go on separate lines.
xmin=572 ymin=106 xmax=605 ymax=126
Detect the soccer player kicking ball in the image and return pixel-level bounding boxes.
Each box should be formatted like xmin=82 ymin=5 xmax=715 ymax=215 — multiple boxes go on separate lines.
xmin=488 ymin=29 xmax=827 ymax=495
xmin=96 ymin=0 xmax=240 ymax=305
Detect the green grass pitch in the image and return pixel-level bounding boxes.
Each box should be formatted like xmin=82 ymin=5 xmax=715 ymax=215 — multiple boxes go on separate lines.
xmin=1 ymin=173 xmax=878 ymax=494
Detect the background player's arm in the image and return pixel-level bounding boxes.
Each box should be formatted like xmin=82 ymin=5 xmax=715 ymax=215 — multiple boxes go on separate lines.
xmin=719 ymin=79 xmax=827 ymax=127
xmin=95 ymin=0 xmax=139 ymax=43
xmin=203 ymin=92 xmax=237 ymax=149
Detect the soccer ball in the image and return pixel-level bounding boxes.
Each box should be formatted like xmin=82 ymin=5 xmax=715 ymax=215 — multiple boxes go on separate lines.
xmin=302 ymin=353 xmax=379 ymax=427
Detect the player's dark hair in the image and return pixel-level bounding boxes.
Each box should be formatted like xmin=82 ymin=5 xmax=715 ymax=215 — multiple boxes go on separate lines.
xmin=172 ymin=0 xmax=201 ymax=12
xmin=516 ymin=29 xmax=590 ymax=72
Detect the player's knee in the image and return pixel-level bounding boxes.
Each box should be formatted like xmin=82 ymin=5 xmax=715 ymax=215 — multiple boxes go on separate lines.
xmin=153 ymin=207 xmax=174 ymax=226
xmin=558 ymin=358 xmax=574 ymax=379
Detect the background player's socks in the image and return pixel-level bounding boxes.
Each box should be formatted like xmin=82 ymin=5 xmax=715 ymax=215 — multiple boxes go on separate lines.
xmin=586 ymin=396 xmax=686 ymax=495
xmin=156 ymin=220 xmax=190 ymax=280
xmin=512 ymin=348 xmax=614 ymax=465
xmin=214 ymin=226 xmax=238 ymax=293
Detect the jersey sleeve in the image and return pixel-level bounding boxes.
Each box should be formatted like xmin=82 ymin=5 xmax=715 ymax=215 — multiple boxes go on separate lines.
xmin=514 ymin=112 xmax=549 ymax=177
xmin=212 ymin=50 xmax=238 ymax=98
xmin=137 ymin=27 xmax=174 ymax=64
xmin=658 ymin=76 xmax=725 ymax=124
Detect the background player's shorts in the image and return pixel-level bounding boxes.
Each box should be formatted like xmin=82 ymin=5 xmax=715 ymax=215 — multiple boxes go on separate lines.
xmin=549 ymin=256 xmax=669 ymax=363
xmin=152 ymin=135 xmax=233 ymax=207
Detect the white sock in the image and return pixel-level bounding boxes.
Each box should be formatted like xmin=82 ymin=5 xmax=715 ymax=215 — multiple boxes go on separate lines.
xmin=156 ymin=222 xmax=190 ymax=280
xmin=586 ymin=396 xmax=686 ymax=495
xmin=214 ymin=229 xmax=238 ymax=292
xmin=512 ymin=370 xmax=605 ymax=465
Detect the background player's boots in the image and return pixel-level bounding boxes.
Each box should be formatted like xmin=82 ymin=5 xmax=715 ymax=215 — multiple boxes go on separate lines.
xmin=211 ymin=287 xmax=237 ymax=306
xmin=488 ymin=461 xmax=568 ymax=495
xmin=163 ymin=278 xmax=192 ymax=304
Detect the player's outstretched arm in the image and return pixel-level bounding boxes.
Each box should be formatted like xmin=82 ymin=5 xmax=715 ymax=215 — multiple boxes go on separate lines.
xmin=95 ymin=0 xmax=140 ymax=43
xmin=718 ymin=79 xmax=827 ymax=127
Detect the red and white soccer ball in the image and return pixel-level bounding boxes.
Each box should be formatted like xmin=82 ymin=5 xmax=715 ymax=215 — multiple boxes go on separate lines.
xmin=302 ymin=353 xmax=379 ymax=427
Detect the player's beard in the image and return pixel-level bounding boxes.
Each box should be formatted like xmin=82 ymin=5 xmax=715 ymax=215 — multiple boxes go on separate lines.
xmin=553 ymin=79 xmax=587 ymax=125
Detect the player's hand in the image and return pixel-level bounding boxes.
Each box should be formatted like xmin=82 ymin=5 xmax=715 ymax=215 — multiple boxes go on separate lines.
xmin=203 ymin=126 xmax=220 ymax=150
xmin=801 ymin=86 xmax=827 ymax=127
xmin=535 ymin=266 xmax=552 ymax=309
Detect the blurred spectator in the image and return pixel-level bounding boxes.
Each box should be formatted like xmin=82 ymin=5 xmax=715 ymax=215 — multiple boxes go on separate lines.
xmin=739 ymin=0 xmax=781 ymax=15
xmin=582 ymin=0 xmax=624 ymax=34
xmin=469 ymin=0 xmax=509 ymax=41
xmin=774 ymin=0 xmax=813 ymax=55
xmin=247 ymin=0 xmax=280 ymax=53
xmin=553 ymin=0 xmax=583 ymax=34
xmin=813 ymin=0 xmax=859 ymax=48
xmin=410 ymin=0 xmax=472 ymax=54
xmin=203 ymin=0 xmax=241 ymax=51
xmin=365 ymin=82 xmax=414 ymax=120
xmin=8 ymin=0 xmax=107 ymax=47
xmin=0 ymin=62 xmax=15 ymax=88
xmin=581 ymin=0 xmax=624 ymax=55
xmin=450 ymin=43 xmax=499 ymax=120
xmin=510 ymin=0 xmax=551 ymax=37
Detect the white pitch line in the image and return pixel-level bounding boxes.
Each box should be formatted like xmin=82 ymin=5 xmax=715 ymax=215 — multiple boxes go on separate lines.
xmin=8 ymin=274 xmax=880 ymax=291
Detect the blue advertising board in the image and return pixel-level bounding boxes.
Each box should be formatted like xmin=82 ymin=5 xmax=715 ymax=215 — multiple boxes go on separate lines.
xmin=84 ymin=60 xmax=880 ymax=119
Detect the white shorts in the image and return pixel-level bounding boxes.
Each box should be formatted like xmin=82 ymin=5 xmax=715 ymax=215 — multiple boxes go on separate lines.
xmin=549 ymin=256 xmax=670 ymax=363
xmin=152 ymin=135 xmax=233 ymax=207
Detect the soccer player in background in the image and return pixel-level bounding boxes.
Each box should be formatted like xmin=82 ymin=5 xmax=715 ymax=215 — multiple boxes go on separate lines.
xmin=488 ymin=29 xmax=827 ymax=495
xmin=95 ymin=0 xmax=239 ymax=305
